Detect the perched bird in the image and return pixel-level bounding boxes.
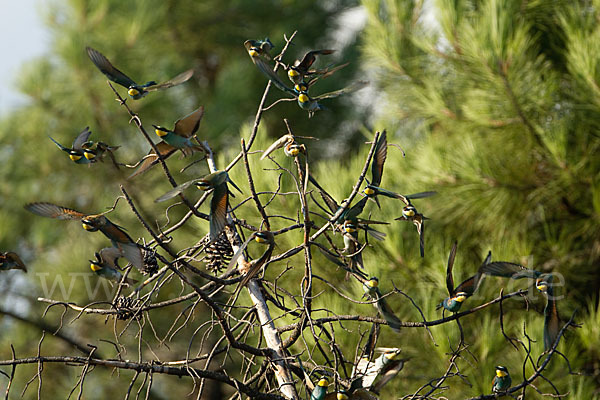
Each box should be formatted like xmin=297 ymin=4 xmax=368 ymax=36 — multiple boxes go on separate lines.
xmin=130 ymin=106 xmax=206 ymax=178
xmin=436 ymin=242 xmax=489 ymax=312
xmin=86 ymin=47 xmax=194 ymax=100
xmin=492 ymin=365 xmax=512 ymax=393
xmin=0 ymin=252 xmax=27 ymax=272
xmin=90 ymin=247 xmax=137 ymax=286
xmin=286 ymin=49 xmax=335 ymax=84
xmin=310 ymin=376 xmax=330 ymax=400
xmin=325 ymin=391 xmax=350 ymax=400
xmin=536 ymin=275 xmax=561 ymax=351
xmin=260 ymin=133 xmax=315 ymax=160
xmin=244 ymin=38 xmax=292 ymax=93
xmin=244 ymin=38 xmax=275 ymax=60
xmin=341 ymin=220 xmax=367 ymax=278
xmin=24 ymin=202 xmax=143 ymax=270
xmin=155 ymin=170 xmax=241 ymax=241
xmin=363 ymin=277 xmax=402 ymax=333
xmin=152 ymin=106 xmax=205 ymax=154
xmin=227 ymin=231 xmax=275 ymax=289
xmin=309 ymin=175 xmax=385 ymax=277
xmin=479 ymin=262 xmax=560 ymax=351
xmin=244 ymin=45 xmax=367 ymax=117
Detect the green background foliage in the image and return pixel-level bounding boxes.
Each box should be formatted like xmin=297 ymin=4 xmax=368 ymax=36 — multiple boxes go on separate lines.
xmin=1 ymin=0 xmax=598 ymax=398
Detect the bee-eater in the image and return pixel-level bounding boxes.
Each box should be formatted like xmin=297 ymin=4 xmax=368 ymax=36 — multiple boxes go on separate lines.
xmin=86 ymin=47 xmax=193 ymax=100
xmin=244 ymin=38 xmax=274 ymax=60
xmin=226 ymin=231 xmax=275 ymax=292
xmin=129 ymin=106 xmax=206 ymax=178
xmin=492 ymin=365 xmax=512 ymax=393
xmin=244 ymin=45 xmax=367 ymax=117
xmin=90 ymin=247 xmax=137 ymax=286
xmin=394 ymin=200 xmax=431 ymax=258
xmin=0 ymin=252 xmax=27 ymax=272
xmin=152 ymin=106 xmax=205 ymax=154
xmin=362 ymin=130 xmax=437 ymax=215
xmin=155 ymin=170 xmax=241 ymax=242
xmin=260 ymin=133 xmax=315 ymax=160
xmin=479 ymin=262 xmax=560 ymax=351
xmin=436 ymin=242 xmax=489 ymax=312
xmin=49 ymin=127 xmax=112 ymax=165
xmin=24 ymin=202 xmax=143 ymax=270
xmin=286 ymin=49 xmax=335 ymax=84
xmin=363 ymin=277 xmax=402 ymax=333
xmin=295 ymin=81 xmax=367 ymax=118
xmin=311 ymin=376 xmax=330 ymax=400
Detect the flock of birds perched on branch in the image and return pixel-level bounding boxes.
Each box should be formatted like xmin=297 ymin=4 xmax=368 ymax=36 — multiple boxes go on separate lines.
xmin=0 ymin=37 xmax=566 ymax=399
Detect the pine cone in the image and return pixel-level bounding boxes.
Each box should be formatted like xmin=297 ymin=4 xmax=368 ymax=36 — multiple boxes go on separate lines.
xmin=114 ymin=296 xmax=142 ymax=320
xmin=141 ymin=248 xmax=159 ymax=275
xmin=204 ymin=232 xmax=233 ymax=273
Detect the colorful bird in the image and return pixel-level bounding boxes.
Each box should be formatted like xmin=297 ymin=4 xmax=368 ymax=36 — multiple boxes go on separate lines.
xmin=341 ymin=220 xmax=367 ymax=277
xmin=155 ymin=170 xmax=241 ymax=241
xmin=536 ymin=275 xmax=561 ymax=351
xmin=90 ymin=247 xmax=137 ymax=286
xmin=361 ymin=130 xmax=388 ymax=209
xmin=152 ymin=106 xmax=205 ymax=154
xmin=351 ymin=324 xmax=404 ymax=393
xmin=309 ymin=175 xmax=385 ymax=278
xmin=368 ymin=349 xmax=406 ymax=394
xmin=394 ymin=197 xmax=434 ymax=258
xmin=0 ymin=252 xmax=27 ymax=272
xmin=260 ymin=133 xmax=315 ymax=160
xmin=24 ymin=202 xmax=143 ymax=270
xmin=308 ymin=175 xmax=373 ymax=226
xmin=361 ymin=131 xmax=436 ymax=214
xmin=310 ymin=376 xmax=330 ymax=400
xmin=479 ymin=262 xmax=560 ymax=351
xmin=492 ymin=365 xmax=512 ymax=393
xmin=49 ymin=126 xmax=97 ymax=164
xmin=295 ymin=81 xmax=367 ymax=118
xmin=244 ymin=38 xmax=275 ymax=60
xmin=363 ymin=277 xmax=402 ymax=333
xmin=244 ymin=46 xmax=367 ymax=117
xmin=226 ymin=231 xmax=275 ymax=292
xmin=130 ymin=106 xmax=206 ymax=178
xmin=436 ymin=242 xmax=489 ymax=312
xmin=244 ymin=38 xmax=293 ymax=94
xmin=286 ymin=49 xmax=335 ymax=84
xmin=86 ymin=47 xmax=194 ymax=100
xmin=353 ymin=349 xmax=405 ymax=394
xmin=81 ymin=140 xmax=120 ymax=166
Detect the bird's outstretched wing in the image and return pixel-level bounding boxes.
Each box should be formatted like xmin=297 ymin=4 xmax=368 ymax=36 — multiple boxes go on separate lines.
xmin=86 ymin=47 xmax=137 ymax=88
xmin=25 ymin=202 xmax=85 ymax=220
xmin=145 ymin=69 xmax=194 ymax=91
